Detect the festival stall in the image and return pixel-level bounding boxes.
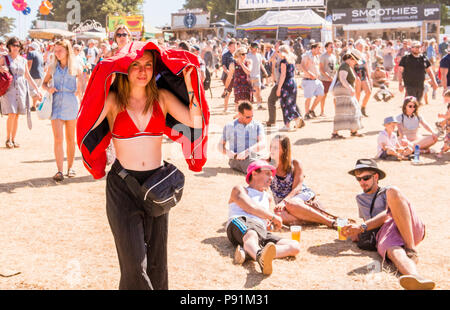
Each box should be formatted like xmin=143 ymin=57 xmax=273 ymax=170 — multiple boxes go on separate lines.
xmin=28 ymin=28 xmax=75 ymax=40
xmin=332 ymin=4 xmax=441 ymax=41
xmin=236 ymin=9 xmax=332 ymax=42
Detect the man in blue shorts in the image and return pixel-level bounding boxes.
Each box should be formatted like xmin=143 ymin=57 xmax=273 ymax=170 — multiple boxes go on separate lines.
xmin=227 ymin=160 xmax=301 ymax=275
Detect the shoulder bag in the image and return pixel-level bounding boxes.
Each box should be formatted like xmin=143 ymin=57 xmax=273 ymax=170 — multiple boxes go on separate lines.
xmin=357 ymin=187 xmax=385 ymax=251
xmin=115 ymin=161 xmax=185 ymax=217
xmin=0 ymin=56 xmax=13 ymax=97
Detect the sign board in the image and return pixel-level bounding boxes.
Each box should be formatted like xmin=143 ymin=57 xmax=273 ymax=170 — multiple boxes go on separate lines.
xmin=172 ymin=11 xmax=210 ymax=30
xmin=107 ymin=15 xmax=144 ymax=40
xmin=238 ymin=0 xmax=325 ymax=10
xmin=278 ymin=27 xmax=288 ymax=40
xmin=333 ymin=4 xmax=440 ymax=25
xmin=310 ymin=28 xmax=321 ymax=42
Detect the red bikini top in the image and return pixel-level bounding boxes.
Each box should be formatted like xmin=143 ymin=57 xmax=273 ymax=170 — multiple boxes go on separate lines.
xmin=112 ymin=101 xmax=165 ymax=139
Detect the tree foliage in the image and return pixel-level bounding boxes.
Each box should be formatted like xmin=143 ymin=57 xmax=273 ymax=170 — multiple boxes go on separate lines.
xmin=35 ymin=0 xmax=144 ymax=28
xmin=0 ymin=17 xmax=16 ymax=36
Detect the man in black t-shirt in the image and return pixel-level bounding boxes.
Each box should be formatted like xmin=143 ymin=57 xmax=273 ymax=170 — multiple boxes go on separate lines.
xmin=398 ymin=41 xmax=438 ymax=103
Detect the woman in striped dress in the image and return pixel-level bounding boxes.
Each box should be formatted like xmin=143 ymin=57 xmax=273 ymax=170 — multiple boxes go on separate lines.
xmin=331 ymin=52 xmax=363 ymax=139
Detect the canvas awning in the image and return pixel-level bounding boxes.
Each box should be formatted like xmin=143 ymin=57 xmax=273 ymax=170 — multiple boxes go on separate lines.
xmin=343 ymin=21 xmax=422 ymax=31
xmin=75 ymin=31 xmax=107 ymax=40
xmin=29 ymin=28 xmax=76 ymax=40
xmin=237 ymin=9 xmax=331 ymax=32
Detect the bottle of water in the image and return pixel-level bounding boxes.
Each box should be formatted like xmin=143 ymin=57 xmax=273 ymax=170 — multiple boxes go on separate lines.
xmin=413 ymin=144 xmax=420 ymax=164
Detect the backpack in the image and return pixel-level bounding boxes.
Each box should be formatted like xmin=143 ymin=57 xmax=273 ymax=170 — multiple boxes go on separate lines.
xmin=203 ymin=67 xmax=211 ymax=91
xmin=0 ymin=56 xmax=13 ymax=97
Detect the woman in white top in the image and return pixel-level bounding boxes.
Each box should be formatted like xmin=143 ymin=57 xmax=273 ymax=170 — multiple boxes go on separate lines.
xmin=397 ymin=96 xmax=438 ymax=152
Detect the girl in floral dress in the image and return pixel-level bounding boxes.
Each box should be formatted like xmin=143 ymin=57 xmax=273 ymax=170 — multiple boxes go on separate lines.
xmin=276 ymin=45 xmax=303 ymax=131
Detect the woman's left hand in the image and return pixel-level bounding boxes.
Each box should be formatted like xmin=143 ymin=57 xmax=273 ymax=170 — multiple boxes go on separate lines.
xmin=35 ymin=91 xmax=43 ymax=102
xmin=276 ymin=88 xmax=281 ymax=97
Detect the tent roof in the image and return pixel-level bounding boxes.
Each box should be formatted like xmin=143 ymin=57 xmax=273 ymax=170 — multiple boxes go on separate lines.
xmin=28 ymin=28 xmax=75 ymax=40
xmin=211 ymin=19 xmax=234 ymax=28
xmin=237 ymin=9 xmax=330 ymax=31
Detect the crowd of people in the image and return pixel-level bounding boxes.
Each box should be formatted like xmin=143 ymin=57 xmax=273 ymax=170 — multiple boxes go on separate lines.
xmin=0 ymin=25 xmax=449 ymax=291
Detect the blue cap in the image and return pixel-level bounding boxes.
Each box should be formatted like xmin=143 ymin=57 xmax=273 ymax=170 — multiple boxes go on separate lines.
xmin=383 ymin=116 xmax=399 ymax=126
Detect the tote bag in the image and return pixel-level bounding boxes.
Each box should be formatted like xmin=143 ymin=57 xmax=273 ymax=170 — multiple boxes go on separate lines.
xmin=37 ymin=90 xmax=52 ymax=120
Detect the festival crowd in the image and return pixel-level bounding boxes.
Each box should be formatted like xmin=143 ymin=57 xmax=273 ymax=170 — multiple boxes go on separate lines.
xmin=0 ymin=26 xmax=449 ymax=291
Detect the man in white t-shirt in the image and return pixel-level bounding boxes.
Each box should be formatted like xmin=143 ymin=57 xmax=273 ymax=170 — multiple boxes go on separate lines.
xmin=227 ymin=160 xmax=300 ymax=275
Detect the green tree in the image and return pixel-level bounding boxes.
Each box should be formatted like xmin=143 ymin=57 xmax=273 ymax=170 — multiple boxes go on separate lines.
xmin=0 ymin=17 xmax=16 ymax=36
xmin=35 ymin=0 xmax=144 ymax=27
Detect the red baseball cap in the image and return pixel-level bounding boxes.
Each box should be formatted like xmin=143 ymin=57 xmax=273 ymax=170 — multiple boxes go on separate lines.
xmin=246 ymin=160 xmax=276 ymax=184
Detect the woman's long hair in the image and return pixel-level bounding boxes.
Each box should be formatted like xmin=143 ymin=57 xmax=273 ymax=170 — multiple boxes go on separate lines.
xmin=270 ymin=135 xmax=292 ymax=173
xmin=110 ymin=50 xmax=159 ymax=114
xmin=49 ymin=39 xmax=80 ymax=76
xmin=279 ymin=45 xmax=297 ymax=64
xmin=402 ymin=96 xmax=420 ymax=117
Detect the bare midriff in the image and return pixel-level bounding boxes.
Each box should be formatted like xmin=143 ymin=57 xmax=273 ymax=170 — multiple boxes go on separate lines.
xmin=113 ymin=136 xmax=163 ymax=171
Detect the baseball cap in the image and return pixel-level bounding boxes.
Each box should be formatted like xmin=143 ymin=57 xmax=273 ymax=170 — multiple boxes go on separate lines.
xmin=246 ymin=160 xmax=276 ymax=184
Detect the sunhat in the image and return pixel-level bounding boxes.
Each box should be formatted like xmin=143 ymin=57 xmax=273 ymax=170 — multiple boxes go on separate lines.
xmin=350 ymin=49 xmax=363 ymax=64
xmin=246 ymin=160 xmax=276 ymax=184
xmin=348 ymin=159 xmax=386 ymax=180
xmin=383 ymin=116 xmax=399 ymax=126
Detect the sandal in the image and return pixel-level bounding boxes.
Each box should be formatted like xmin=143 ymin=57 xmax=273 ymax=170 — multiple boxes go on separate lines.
xmin=351 ymin=132 xmax=364 ymax=137
xmin=12 ymin=141 xmax=20 ymax=148
xmin=67 ymin=168 xmax=76 ymax=178
xmin=331 ymin=133 xmax=345 ymax=139
xmin=53 ymin=172 xmax=64 ymax=182
xmin=5 ymin=140 xmax=13 ymax=149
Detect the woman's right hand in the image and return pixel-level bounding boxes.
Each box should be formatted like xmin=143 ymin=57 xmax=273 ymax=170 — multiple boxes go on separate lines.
xmin=0 ymin=66 xmax=8 ymax=73
xmin=48 ymin=87 xmax=58 ymax=95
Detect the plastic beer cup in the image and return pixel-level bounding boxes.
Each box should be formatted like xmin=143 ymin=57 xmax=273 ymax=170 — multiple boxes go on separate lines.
xmin=337 ymin=218 xmax=348 ymax=241
xmin=290 ymin=226 xmax=302 ymax=242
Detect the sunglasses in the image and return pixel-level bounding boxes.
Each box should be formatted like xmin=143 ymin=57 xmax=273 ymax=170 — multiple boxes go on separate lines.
xmin=11 ymin=44 xmax=21 ymax=48
xmin=407 ymin=105 xmax=416 ymax=109
xmin=355 ymin=174 xmax=374 ymax=182
xmin=116 ymin=33 xmax=128 ymax=38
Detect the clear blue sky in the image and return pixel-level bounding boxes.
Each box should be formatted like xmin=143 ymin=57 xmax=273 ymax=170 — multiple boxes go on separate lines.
xmin=0 ymin=0 xmax=186 ymax=39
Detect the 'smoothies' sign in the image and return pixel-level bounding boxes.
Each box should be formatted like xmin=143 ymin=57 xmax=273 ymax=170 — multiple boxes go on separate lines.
xmin=333 ymin=4 xmax=440 ymax=24
xmin=239 ymin=0 xmax=325 ymax=10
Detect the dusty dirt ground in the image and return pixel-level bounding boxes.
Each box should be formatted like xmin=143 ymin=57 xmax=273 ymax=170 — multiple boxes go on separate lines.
xmin=0 ymin=74 xmax=448 ymax=290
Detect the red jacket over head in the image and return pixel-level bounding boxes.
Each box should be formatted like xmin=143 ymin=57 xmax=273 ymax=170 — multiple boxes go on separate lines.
xmin=76 ymin=41 xmax=210 ymax=179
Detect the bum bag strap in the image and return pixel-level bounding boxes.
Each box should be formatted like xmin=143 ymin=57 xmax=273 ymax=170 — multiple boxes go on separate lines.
xmin=117 ymin=168 xmax=142 ymax=200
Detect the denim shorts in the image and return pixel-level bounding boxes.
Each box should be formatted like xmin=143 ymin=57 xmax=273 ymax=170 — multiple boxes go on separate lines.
xmin=302 ymin=79 xmax=324 ymax=98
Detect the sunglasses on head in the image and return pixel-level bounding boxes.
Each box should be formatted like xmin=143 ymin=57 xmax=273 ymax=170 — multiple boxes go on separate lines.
xmin=116 ymin=33 xmax=128 ymax=38
xmin=355 ymin=174 xmax=374 ymax=182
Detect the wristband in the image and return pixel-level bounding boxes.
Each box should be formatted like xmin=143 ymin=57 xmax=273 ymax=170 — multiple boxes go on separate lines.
xmin=270 ymin=215 xmax=275 ymax=222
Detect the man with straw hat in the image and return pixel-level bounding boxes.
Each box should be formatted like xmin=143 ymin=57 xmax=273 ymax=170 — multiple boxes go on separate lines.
xmin=343 ymin=159 xmax=435 ymax=290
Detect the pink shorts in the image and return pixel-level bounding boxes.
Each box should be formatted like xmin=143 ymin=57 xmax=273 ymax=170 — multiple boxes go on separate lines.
xmin=376 ymin=203 xmax=425 ymax=261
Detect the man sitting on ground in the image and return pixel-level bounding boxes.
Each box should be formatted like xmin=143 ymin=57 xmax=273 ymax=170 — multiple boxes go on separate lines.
xmin=372 ymin=65 xmax=394 ymax=102
xmin=219 ymin=102 xmax=266 ymax=174
xmin=343 ymin=159 xmax=435 ymax=290
xmin=227 ymin=160 xmax=301 ymax=275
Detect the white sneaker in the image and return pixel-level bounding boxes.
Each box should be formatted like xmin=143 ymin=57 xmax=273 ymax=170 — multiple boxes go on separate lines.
xmin=257 ymin=242 xmax=276 ymax=275
xmin=233 ymin=245 xmax=246 ymax=265
xmin=399 ymin=274 xmax=435 ymax=290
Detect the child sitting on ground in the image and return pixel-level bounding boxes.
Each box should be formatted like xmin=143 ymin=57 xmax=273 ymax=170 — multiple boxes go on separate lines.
xmin=372 ymin=65 xmax=394 ymax=102
xmin=377 ymin=116 xmax=412 ymax=160
xmin=436 ymin=102 xmax=450 ymax=158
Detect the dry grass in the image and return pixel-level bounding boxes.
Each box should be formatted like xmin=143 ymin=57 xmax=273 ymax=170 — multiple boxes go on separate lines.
xmin=0 ymin=75 xmax=448 ymax=290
